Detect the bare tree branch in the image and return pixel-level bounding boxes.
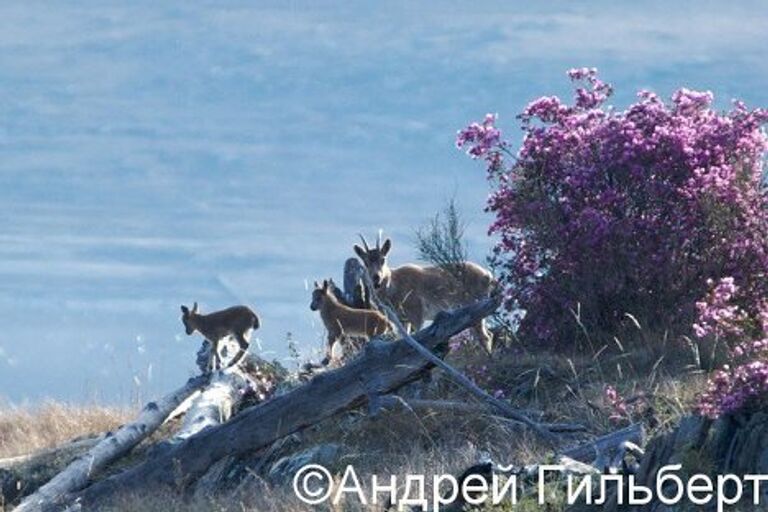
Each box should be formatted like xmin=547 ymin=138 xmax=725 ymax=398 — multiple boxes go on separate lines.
xmin=64 ymin=295 xmax=503 ymax=509
xmin=14 ymin=375 xmax=208 ymax=512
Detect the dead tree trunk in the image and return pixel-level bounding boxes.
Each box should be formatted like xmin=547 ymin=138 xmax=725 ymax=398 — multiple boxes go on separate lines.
xmin=13 ymin=375 xmax=208 ymax=512
xmin=0 ymin=436 xmax=103 ymax=471
xmin=377 ymin=395 xmax=585 ymax=432
xmin=559 ymin=423 xmax=644 ymax=466
xmin=0 ymin=436 xmax=104 ymax=506
xmin=143 ymin=368 xmax=253 ymax=464
xmin=342 ymin=257 xmax=370 ymax=309
xmin=171 ymin=369 xmax=250 ymax=443
xmin=67 ymin=295 xmax=538 ymax=509
xmin=349 ymin=257 xmax=560 ymax=445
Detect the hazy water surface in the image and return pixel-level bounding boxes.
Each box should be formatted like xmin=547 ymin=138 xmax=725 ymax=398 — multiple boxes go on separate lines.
xmin=1 ymin=1 xmax=766 ymax=403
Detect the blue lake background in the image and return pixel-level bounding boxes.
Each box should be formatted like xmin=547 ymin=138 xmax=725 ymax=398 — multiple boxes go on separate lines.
xmin=1 ymin=1 xmax=766 ymax=404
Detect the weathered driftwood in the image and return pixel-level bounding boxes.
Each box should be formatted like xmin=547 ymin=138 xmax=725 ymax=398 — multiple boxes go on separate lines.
xmin=515 ymin=425 xmax=645 ymax=477
xmin=0 ymin=436 xmax=105 ymax=506
xmin=351 ymin=257 xmax=560 ymax=445
xmin=377 ymin=310 xmax=556 ymax=444
xmin=427 ymin=424 xmax=645 ymax=512
xmin=377 ymin=396 xmax=585 ymax=433
xmin=13 ymin=375 xmax=208 ymax=512
xmin=596 ymin=413 xmax=768 ymax=511
xmin=379 ymin=395 xmax=506 ymax=415
xmin=66 ymin=295 xmax=505 ymax=509
xmin=342 ymin=257 xmax=370 ymax=309
xmin=0 ymin=436 xmax=103 ymax=471
xmin=559 ymin=423 xmax=644 ymax=465
xmin=171 ymin=368 xmax=250 ymax=443
xmin=145 ymin=368 xmax=252 ymax=463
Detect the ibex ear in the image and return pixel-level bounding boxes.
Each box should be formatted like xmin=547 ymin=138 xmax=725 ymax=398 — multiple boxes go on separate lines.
xmin=353 ymin=244 xmax=367 ymax=260
xmin=381 ymin=238 xmax=392 ymax=256
xmin=322 ymin=279 xmax=329 ymax=290
xmin=313 ymin=280 xmax=320 ymax=289
xmin=180 ymin=305 xmax=189 ymax=315
xmin=192 ymin=302 xmax=198 ymax=313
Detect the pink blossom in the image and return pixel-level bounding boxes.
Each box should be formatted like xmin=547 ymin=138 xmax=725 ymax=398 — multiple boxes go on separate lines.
xmin=457 ymin=68 xmax=768 ymax=345
xmin=693 ymin=277 xmax=747 ymax=339
xmin=456 ymin=113 xmax=502 ymax=160
xmin=699 ymin=361 xmax=768 ymax=418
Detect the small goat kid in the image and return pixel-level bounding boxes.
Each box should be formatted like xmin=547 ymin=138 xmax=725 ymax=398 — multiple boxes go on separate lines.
xmin=310 ymin=279 xmax=391 ymax=364
xmin=180 ymin=302 xmax=260 ymax=372
xmin=354 ymin=234 xmax=496 ymax=350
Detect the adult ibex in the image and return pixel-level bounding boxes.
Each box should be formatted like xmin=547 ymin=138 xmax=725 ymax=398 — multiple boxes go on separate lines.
xmin=310 ymin=279 xmax=392 ymax=364
xmin=354 ymin=234 xmax=496 ymax=350
xmin=180 ymin=303 xmax=260 ymax=372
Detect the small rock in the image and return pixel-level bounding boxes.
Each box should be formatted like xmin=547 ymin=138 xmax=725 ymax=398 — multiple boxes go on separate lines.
xmin=558 ymin=456 xmax=601 ymax=476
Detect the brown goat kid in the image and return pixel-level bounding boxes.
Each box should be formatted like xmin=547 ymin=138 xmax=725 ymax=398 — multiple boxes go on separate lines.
xmin=180 ymin=302 xmax=260 ymax=372
xmin=354 ymin=235 xmax=496 ymax=350
xmin=310 ymin=279 xmax=392 ymax=364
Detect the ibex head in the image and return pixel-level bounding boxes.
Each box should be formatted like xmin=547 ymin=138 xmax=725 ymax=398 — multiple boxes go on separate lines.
xmin=180 ymin=302 xmax=199 ymax=335
xmin=353 ymin=234 xmax=392 ymax=289
xmin=310 ymin=280 xmax=331 ymax=311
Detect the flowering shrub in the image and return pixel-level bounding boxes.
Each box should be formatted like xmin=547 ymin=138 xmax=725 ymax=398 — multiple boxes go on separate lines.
xmin=458 ymin=68 xmax=768 ymax=344
xmin=699 ymin=362 xmax=768 ymax=418
xmin=693 ymin=277 xmax=747 ymax=339
xmin=696 ymin=278 xmax=768 ymax=417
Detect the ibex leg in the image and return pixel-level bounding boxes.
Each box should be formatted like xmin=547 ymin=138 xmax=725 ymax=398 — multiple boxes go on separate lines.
xmin=207 ymin=341 xmax=218 ymax=373
xmin=229 ymin=334 xmax=250 ymax=368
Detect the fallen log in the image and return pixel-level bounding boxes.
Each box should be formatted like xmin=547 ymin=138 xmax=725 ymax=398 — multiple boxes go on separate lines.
xmin=425 ymin=424 xmax=645 ymax=511
xmin=376 ymin=396 xmax=586 ymax=433
xmin=559 ymin=423 xmax=644 ymax=466
xmin=0 ymin=436 xmax=103 ymax=471
xmin=0 ymin=436 xmax=104 ymax=506
xmin=13 ymin=375 xmax=208 ymax=512
xmin=67 ymin=295 xmax=516 ymax=509
xmin=379 ymin=395 xmax=515 ymax=415
xmin=143 ymin=368 xmax=253 ymax=463
xmin=171 ymin=368 xmax=250 ymax=443
xmin=350 ymin=257 xmax=560 ymax=445
xmin=381 ymin=307 xmax=558 ymax=443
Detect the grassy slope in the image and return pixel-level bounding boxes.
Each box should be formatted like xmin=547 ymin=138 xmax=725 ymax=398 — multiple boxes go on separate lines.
xmin=0 ymin=327 xmax=709 ymax=511
xmin=0 ymin=403 xmax=131 ymax=460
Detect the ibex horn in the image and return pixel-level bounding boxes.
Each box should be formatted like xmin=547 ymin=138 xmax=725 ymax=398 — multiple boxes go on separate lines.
xmin=376 ymin=229 xmax=382 ymax=249
xmin=358 ymin=233 xmax=370 ymax=251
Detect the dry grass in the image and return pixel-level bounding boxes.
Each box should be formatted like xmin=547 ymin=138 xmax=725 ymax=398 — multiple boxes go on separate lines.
xmin=104 ymin=435 xmax=504 ymax=512
xmin=0 ymin=326 xmax=712 ymax=511
xmin=445 ymin=323 xmax=709 ymax=437
xmin=0 ymin=402 xmax=132 ymax=459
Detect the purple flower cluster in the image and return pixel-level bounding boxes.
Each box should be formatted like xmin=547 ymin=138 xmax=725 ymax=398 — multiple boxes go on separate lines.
xmin=604 ymin=385 xmax=628 ymax=423
xmin=568 ymin=67 xmax=613 ymax=109
xmin=448 ymin=330 xmax=475 ymax=353
xmin=456 ymin=113 xmax=501 ymax=158
xmin=693 ymin=278 xmax=747 ymax=339
xmin=699 ymin=361 xmax=768 ymax=418
xmin=458 ymin=69 xmax=768 ymax=343
xmin=693 ymin=279 xmax=768 ymax=417
xmin=456 ymin=113 xmax=505 ymax=173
